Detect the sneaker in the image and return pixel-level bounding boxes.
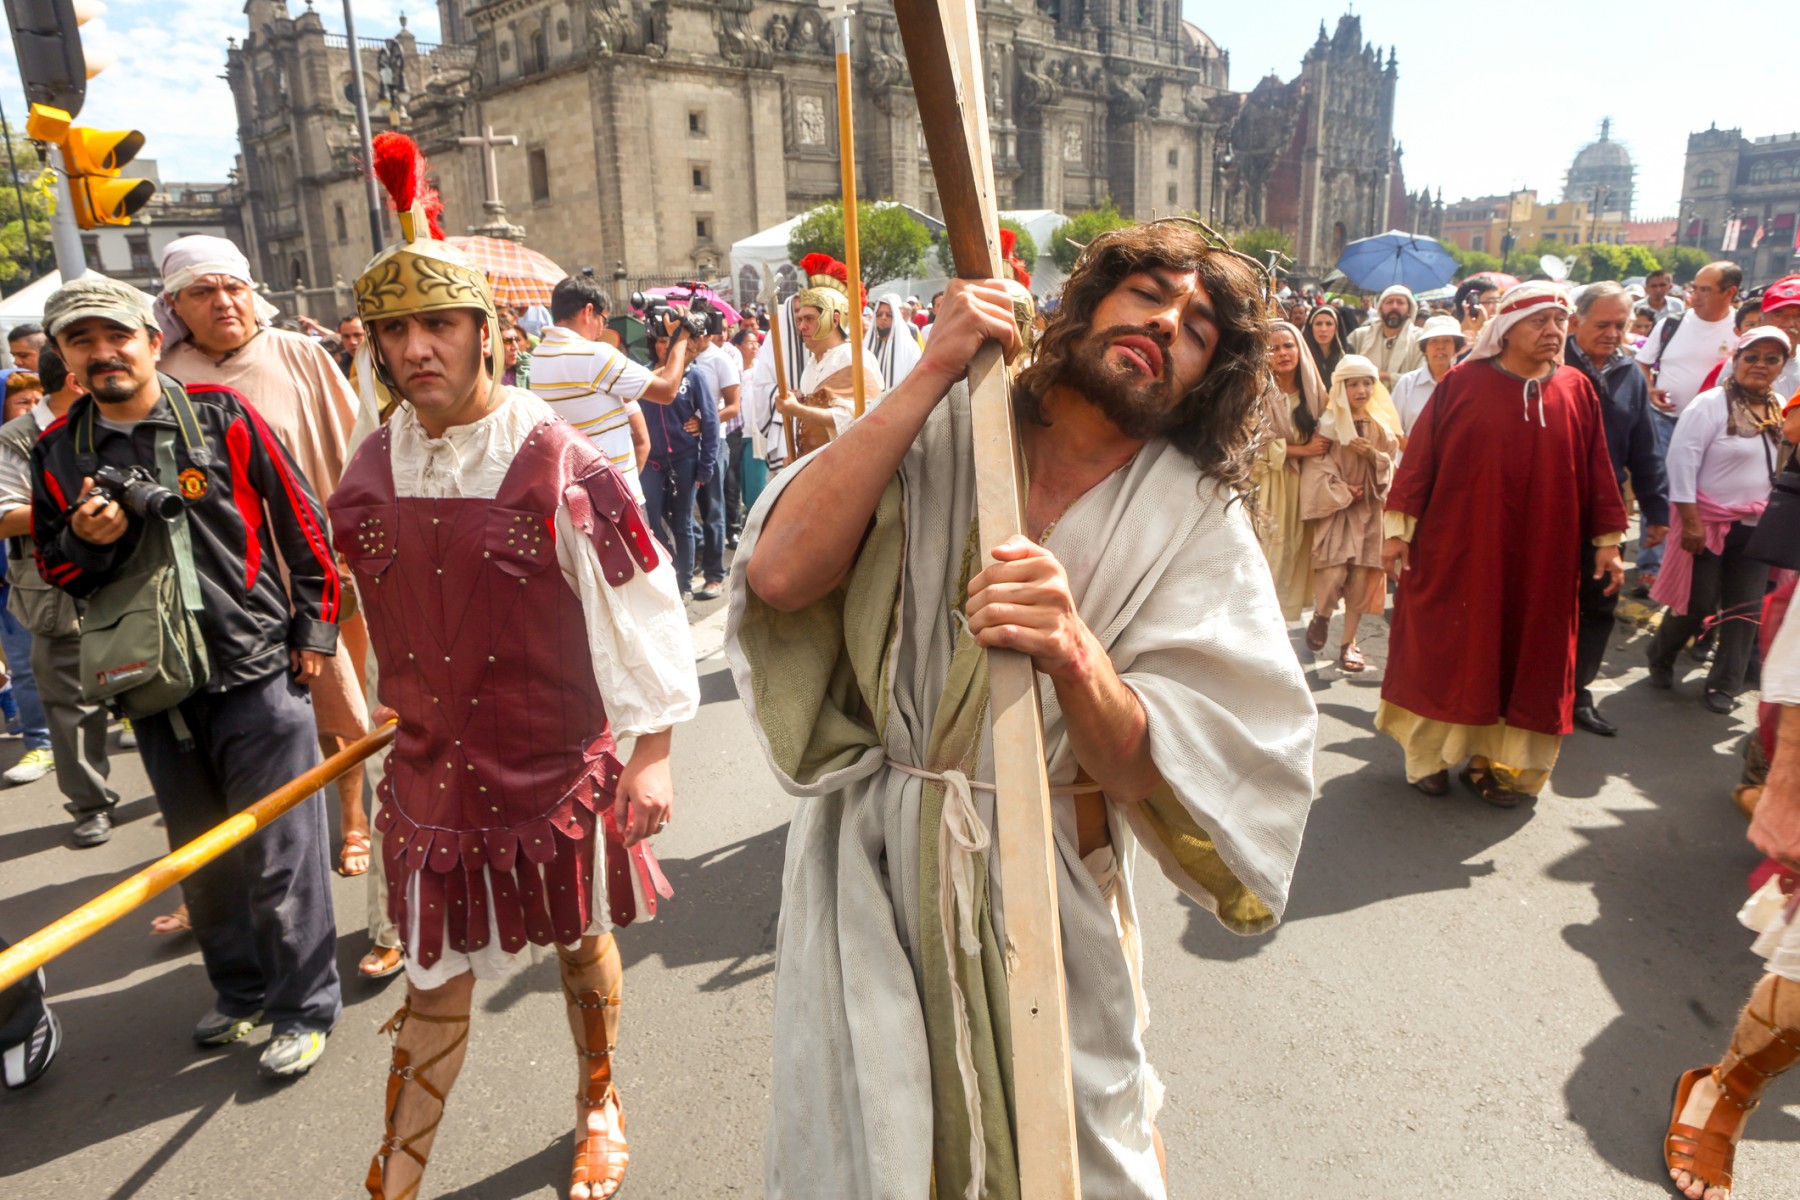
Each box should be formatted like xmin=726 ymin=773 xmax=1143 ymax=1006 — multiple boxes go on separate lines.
xmin=0 ymin=974 xmax=60 ymax=1090
xmin=193 ymin=1007 xmax=264 ymax=1047
xmin=258 ymin=1030 xmax=327 ymax=1079
xmin=4 ymin=747 xmax=54 ymax=785
xmin=118 ymin=719 xmax=137 ymax=750
xmin=693 ymin=582 xmax=722 ymax=602
xmin=70 ymin=810 xmax=113 ymax=848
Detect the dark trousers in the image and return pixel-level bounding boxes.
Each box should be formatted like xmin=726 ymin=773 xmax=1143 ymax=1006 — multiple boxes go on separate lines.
xmin=32 ymin=631 xmax=115 ymax=816
xmin=724 ymin=430 xmax=745 ymax=537
xmin=1575 ymin=542 xmax=1619 ymax=709
xmin=697 ymin=455 xmax=727 ymax=583
xmin=1649 ymin=522 xmax=1771 ymax=697
xmin=642 ymin=453 xmax=699 ymax=591
xmin=135 ymin=670 xmax=341 ymax=1035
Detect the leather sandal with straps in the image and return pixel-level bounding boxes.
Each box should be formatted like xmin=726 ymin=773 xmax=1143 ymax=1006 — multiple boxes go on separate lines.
xmin=568 ymin=977 xmax=628 ymax=1199
xmin=366 ymin=1002 xmax=469 ymax=1200
xmin=1665 ymin=978 xmax=1800 ymax=1198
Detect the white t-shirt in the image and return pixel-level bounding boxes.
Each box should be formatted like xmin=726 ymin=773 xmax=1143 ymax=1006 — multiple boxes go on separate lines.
xmin=1637 ymin=311 xmax=1737 ymax=417
xmin=1664 ymin=386 xmax=1778 ymax=512
xmin=696 ymin=342 xmax=743 ymax=434
xmin=528 ymin=325 xmax=653 ymax=502
xmin=1763 ymin=591 xmax=1800 ymax=706
xmin=1389 ymin=364 xmax=1444 ymax=436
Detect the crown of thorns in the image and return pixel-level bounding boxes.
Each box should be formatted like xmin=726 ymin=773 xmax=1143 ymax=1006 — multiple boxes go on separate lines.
xmin=1068 ymin=215 xmax=1285 ymax=299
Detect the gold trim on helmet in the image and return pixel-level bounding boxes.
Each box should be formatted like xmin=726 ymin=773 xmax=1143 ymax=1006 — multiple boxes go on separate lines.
xmin=354 ymin=198 xmax=504 ymax=413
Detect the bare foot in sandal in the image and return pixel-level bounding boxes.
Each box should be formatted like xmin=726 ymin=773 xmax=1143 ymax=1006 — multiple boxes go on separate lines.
xmin=150 ymin=903 xmax=191 ymax=935
xmin=340 ymin=830 xmax=371 ymax=877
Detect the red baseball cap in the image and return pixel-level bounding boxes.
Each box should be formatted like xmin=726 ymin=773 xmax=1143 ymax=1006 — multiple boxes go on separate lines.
xmin=1764 ymin=275 xmax=1800 ymax=313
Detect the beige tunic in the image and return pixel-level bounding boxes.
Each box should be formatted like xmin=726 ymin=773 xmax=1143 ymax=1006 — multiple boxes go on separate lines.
xmin=161 ymin=328 xmax=368 ymax=737
xmin=1300 ymin=414 xmax=1397 ymax=571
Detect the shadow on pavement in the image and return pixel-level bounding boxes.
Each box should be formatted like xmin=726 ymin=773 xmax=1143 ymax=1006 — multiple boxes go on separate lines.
xmin=433 ymin=1138 xmax=566 ymax=1200
xmin=1179 ymin=753 xmax=1522 ymax=962
xmin=481 ymin=823 xmax=789 ymax=1015
xmin=0 ymin=794 xmax=158 ymax=865
xmin=1550 ymin=650 xmax=1800 ymax=1186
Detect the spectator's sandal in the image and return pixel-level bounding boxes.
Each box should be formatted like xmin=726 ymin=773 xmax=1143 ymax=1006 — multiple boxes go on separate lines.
xmin=365 ymin=1002 xmax=469 ymax=1200
xmin=1339 ymin=643 xmax=1366 ymax=673
xmin=358 ymin=945 xmax=405 ymax=980
xmin=568 ymin=960 xmax=629 ymax=1198
xmin=1305 ymin=614 xmax=1331 ymax=652
xmin=149 ymin=903 xmax=191 ymax=936
xmin=340 ymin=831 xmax=372 ymax=877
xmin=1459 ymin=764 xmax=1525 ymax=809
xmin=1665 ymin=980 xmax=1800 ymax=1199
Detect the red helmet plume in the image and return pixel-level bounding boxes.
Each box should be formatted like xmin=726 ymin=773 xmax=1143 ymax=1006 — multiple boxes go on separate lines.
xmin=1000 ymin=228 xmax=1031 ymax=290
xmin=370 ymin=131 xmax=446 ymax=240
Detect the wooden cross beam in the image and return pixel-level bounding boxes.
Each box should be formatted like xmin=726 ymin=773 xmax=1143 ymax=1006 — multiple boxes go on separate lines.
xmin=890 ymin=1 xmax=1080 ymax=1195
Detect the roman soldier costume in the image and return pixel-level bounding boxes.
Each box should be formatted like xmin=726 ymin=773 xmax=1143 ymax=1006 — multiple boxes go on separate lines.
xmin=338 ymin=134 xmax=697 ymax=1200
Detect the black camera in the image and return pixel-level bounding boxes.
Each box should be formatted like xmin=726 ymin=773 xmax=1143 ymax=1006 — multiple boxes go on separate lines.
xmin=631 ymin=284 xmax=718 ymax=341
xmin=90 ymin=464 xmax=183 ymax=522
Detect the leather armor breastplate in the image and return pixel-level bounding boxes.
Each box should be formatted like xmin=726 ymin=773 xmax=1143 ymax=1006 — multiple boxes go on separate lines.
xmin=329 ymin=416 xmax=658 ymax=966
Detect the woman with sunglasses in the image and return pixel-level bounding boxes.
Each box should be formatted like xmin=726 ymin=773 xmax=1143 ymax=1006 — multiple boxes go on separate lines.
xmin=1647 ymin=326 xmax=1793 ymax=713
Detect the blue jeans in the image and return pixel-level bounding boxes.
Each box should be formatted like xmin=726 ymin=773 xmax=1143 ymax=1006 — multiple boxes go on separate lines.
xmin=0 ymin=598 xmax=50 ymax=750
xmin=694 ymin=456 xmax=727 ymax=583
xmin=1639 ymin=410 xmax=1678 ymax=574
xmin=642 ymin=453 xmax=699 ymax=592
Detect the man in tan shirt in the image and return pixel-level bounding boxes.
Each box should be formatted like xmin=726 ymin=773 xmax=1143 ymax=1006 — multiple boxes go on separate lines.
xmin=154 ymin=236 xmax=397 ymax=978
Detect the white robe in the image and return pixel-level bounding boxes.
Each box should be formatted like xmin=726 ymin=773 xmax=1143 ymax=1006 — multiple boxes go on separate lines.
xmin=867 ymin=294 xmax=924 ymax=389
xmin=726 ymin=384 xmax=1318 ymax=1198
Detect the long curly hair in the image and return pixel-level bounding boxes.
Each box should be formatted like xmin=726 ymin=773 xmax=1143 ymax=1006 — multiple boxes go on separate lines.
xmin=1016 ymin=223 xmax=1270 ymax=497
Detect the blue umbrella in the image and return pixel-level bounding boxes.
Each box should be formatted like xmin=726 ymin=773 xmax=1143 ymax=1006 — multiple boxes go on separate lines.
xmin=1334 ymin=230 xmax=1459 ymax=293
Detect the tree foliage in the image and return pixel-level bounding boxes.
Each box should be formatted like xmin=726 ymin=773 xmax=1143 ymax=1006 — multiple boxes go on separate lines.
xmin=936 ymin=215 xmax=1037 ymax=279
xmin=1654 ymin=244 xmax=1710 ymax=283
xmin=787 ymin=200 xmax=932 ymax=291
xmin=1048 ymin=198 xmax=1133 ymax=272
xmin=0 ymin=134 xmax=53 ymax=293
xmin=1230 ymin=226 xmax=1294 ymax=266
xmin=1443 ymin=241 xmax=1502 ymax=279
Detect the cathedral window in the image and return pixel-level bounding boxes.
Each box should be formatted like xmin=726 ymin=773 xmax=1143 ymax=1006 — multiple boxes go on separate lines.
xmin=1751 ymin=162 xmax=1772 ymax=183
xmin=696 ymin=216 xmax=713 ymax=241
xmin=529 ymin=147 xmax=551 ymax=202
xmin=689 ymin=110 xmax=707 ymax=136
xmin=692 ymin=164 xmax=712 ymax=192
xmin=334 ymin=203 xmax=347 ymax=243
xmin=1696 ymin=169 xmax=1718 ymax=189
xmin=1167 ymin=148 xmax=1178 ymax=167
xmin=1166 ymin=183 xmax=1177 ymax=205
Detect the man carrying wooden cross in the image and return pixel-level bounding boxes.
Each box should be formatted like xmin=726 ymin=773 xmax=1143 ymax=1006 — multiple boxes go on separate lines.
xmin=728 ymin=222 xmax=1318 ymax=1197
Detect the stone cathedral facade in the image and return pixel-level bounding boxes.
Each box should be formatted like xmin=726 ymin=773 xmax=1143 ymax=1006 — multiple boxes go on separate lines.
xmin=227 ymin=1 xmax=1413 ymax=302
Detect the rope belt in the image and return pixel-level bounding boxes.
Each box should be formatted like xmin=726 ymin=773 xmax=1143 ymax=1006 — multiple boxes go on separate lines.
xmin=881 ymin=758 xmax=1102 ymax=1200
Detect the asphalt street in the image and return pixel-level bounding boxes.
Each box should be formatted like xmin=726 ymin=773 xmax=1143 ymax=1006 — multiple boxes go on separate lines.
xmin=2 ymin=594 xmax=1797 ymax=1198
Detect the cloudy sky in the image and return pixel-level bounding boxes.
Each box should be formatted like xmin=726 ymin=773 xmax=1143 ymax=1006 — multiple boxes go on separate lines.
xmin=0 ymin=1 xmax=1771 ymax=219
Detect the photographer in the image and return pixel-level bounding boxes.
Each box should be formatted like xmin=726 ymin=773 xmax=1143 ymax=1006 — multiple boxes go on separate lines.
xmin=30 ymin=278 xmax=344 ymax=1081
xmin=530 ymin=274 xmax=697 ymax=506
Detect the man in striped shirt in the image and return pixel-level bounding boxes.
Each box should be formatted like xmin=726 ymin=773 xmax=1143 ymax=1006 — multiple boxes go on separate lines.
xmin=530 ymin=275 xmax=696 ymax=503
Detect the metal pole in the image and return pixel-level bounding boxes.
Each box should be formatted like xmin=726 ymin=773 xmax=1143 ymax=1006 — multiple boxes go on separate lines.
xmin=47 ymin=171 xmax=84 ymax=283
xmin=342 ymin=0 xmax=386 ymax=254
xmin=0 ymin=96 xmax=42 ymax=280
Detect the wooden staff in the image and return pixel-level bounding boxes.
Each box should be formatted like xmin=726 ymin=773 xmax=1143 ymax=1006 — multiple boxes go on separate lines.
xmin=762 ymin=265 xmax=798 ymax=463
xmin=892 ymin=1 xmax=1078 ymax=1194
xmin=831 ymin=0 xmax=868 ymax=416
xmin=0 ymin=721 xmax=398 ymax=994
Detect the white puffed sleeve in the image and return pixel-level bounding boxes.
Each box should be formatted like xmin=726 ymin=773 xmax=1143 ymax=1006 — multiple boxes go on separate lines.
xmin=554 ymin=506 xmax=700 ymax=737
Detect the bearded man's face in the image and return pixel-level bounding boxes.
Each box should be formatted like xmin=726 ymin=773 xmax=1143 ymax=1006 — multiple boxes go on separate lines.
xmin=1060 ymin=268 xmax=1220 ymax=438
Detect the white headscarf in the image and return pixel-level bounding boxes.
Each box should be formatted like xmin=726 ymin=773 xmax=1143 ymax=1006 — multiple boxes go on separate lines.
xmin=1465 ymin=282 xmax=1572 ymax=425
xmin=1319 ymin=353 xmax=1402 ymax=442
xmin=866 ymin=292 xmax=922 ymax=388
xmin=154 ymin=234 xmax=279 ymax=343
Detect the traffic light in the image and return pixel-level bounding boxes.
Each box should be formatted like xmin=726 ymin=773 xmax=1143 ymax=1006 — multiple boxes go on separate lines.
xmin=24 ymin=102 xmax=149 ymax=227
xmin=4 ymin=0 xmax=109 ymax=120
xmin=7 ymin=2 xmax=148 ymax=230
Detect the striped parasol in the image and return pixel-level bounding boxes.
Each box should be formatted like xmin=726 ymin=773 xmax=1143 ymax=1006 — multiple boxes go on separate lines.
xmin=445 ymin=236 xmax=568 ymax=308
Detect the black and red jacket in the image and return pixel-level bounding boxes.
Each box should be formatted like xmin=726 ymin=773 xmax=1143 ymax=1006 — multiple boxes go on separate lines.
xmin=31 ymin=374 xmax=340 ymax=690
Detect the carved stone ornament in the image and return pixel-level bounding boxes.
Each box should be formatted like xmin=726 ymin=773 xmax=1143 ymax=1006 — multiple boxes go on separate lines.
xmin=795 ymin=93 xmax=827 ymax=146
xmin=716 ymin=0 xmax=772 ymax=69
xmin=765 ymin=13 xmax=790 ymax=52
xmin=1015 ymin=44 xmax=1059 ymax=113
xmin=1062 ymin=123 xmax=1083 ymax=162
xmin=586 ymin=0 xmax=641 ymax=55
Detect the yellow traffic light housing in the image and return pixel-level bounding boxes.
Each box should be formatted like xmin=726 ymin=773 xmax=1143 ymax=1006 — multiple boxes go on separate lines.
xmin=25 ymin=101 xmax=151 ymax=229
